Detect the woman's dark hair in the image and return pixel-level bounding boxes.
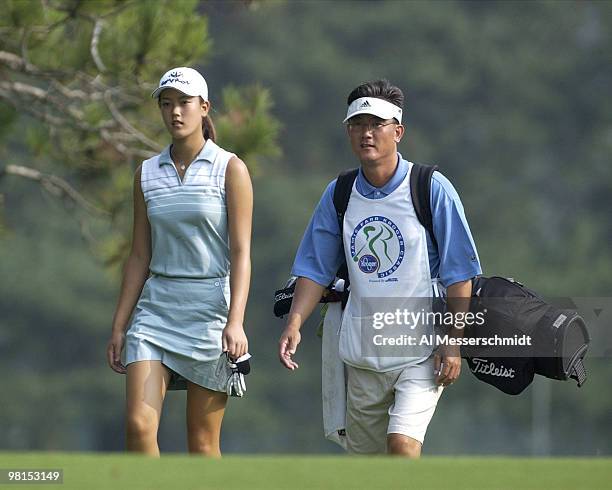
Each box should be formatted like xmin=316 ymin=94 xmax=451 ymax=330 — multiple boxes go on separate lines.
xmin=347 ymin=79 xmax=404 ymax=109
xmin=202 ymin=114 xmax=216 ymax=142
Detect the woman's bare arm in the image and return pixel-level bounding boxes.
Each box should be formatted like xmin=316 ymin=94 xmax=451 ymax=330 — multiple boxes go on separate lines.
xmin=222 ymin=156 xmax=253 ymax=359
xmin=107 ymin=165 xmax=151 ymax=373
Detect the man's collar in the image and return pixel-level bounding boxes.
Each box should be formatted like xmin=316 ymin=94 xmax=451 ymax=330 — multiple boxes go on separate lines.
xmin=357 ymin=153 xmax=407 ymax=195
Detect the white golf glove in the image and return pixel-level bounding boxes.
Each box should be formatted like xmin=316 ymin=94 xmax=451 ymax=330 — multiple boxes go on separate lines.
xmin=226 ymin=353 xmax=251 ymax=397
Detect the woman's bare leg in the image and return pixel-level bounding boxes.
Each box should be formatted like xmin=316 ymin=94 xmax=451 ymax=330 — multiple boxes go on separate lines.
xmin=125 ymin=361 xmax=171 ymax=456
xmin=186 ymin=381 xmax=228 ymax=457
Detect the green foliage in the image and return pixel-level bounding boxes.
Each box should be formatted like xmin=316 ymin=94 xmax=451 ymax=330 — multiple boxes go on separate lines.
xmin=0 ymin=0 xmax=281 ymax=268
xmin=101 ymin=0 xmax=211 ymax=81
xmin=216 ymin=85 xmax=282 ymax=175
xmin=0 ymin=105 xmax=16 ymax=138
xmin=204 ymin=0 xmax=612 ymax=293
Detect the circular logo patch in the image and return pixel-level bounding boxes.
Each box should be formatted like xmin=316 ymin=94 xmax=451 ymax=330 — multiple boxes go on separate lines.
xmin=358 ymin=254 xmax=379 ymax=273
xmin=350 ymin=216 xmax=404 ymax=278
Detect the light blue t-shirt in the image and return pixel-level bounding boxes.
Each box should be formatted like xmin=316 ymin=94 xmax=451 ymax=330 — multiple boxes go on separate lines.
xmin=291 ymin=154 xmax=482 ymax=288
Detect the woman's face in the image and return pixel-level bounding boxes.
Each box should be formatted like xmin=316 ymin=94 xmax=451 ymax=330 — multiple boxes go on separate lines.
xmin=159 ymin=88 xmax=209 ymax=140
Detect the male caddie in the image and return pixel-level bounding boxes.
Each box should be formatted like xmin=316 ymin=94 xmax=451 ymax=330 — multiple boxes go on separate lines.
xmin=278 ymin=79 xmax=482 ymax=457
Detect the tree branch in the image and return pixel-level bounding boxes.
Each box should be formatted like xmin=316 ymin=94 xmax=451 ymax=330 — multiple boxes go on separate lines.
xmin=1 ymin=164 xmax=111 ymax=217
xmin=0 ymin=80 xmax=117 ymax=134
xmin=50 ymin=80 xmax=100 ymax=101
xmin=104 ymin=91 xmax=163 ymax=152
xmin=90 ymin=18 xmax=107 ymax=73
xmin=0 ymin=50 xmax=39 ymax=74
xmin=0 ymin=51 xmax=140 ymax=106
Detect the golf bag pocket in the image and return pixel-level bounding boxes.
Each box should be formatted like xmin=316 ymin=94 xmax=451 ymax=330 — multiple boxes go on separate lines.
xmin=274 ymin=277 xmax=297 ymax=318
xmin=274 ymin=277 xmax=344 ymax=319
xmin=532 ymin=309 xmax=589 ymax=385
xmin=466 ymin=356 xmax=534 ymax=395
xmin=464 ymin=276 xmax=589 ymax=395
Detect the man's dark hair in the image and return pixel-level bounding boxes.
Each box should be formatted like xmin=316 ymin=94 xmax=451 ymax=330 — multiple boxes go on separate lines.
xmin=347 ymin=79 xmax=404 ymax=109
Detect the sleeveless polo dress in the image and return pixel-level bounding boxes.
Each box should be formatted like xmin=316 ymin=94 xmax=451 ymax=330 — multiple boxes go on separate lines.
xmin=125 ymin=139 xmax=234 ymax=392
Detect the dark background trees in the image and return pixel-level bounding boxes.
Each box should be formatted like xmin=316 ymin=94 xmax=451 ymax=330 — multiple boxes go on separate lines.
xmin=1 ymin=0 xmax=610 ymax=455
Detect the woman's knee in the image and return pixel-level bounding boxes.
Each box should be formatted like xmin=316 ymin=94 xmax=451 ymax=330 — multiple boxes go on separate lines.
xmin=188 ymin=439 xmax=219 ymax=456
xmin=126 ymin=411 xmax=158 ymax=440
xmin=187 ymin=429 xmax=220 ymax=456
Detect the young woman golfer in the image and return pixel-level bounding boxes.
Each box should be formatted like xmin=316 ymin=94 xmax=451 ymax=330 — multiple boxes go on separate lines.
xmin=106 ymin=67 xmax=252 ymax=457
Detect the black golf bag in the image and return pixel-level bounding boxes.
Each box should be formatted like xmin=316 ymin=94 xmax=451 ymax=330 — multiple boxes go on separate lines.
xmin=462 ymin=276 xmax=590 ymax=395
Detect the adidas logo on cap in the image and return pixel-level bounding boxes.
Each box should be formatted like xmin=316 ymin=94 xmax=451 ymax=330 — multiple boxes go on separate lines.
xmin=343 ymin=96 xmax=403 ymax=124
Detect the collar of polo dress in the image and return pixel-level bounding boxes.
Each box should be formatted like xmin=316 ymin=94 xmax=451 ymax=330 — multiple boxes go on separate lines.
xmin=170 ymin=143 xmax=206 ymax=172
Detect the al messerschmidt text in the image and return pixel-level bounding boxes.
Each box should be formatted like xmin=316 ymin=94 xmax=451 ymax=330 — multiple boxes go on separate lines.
xmin=372 ymin=334 xmax=532 ymax=346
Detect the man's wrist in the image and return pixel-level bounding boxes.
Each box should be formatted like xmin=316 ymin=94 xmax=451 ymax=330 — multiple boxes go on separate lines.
xmin=284 ymin=315 xmax=302 ymax=331
xmin=448 ymin=324 xmax=465 ymax=338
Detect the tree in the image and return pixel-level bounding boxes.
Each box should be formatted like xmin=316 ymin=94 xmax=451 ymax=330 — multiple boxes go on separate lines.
xmin=0 ymin=0 xmax=280 ymax=267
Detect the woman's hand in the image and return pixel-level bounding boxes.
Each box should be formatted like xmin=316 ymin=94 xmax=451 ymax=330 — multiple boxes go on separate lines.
xmin=106 ymin=330 xmax=127 ymax=374
xmin=222 ymin=323 xmax=248 ymax=360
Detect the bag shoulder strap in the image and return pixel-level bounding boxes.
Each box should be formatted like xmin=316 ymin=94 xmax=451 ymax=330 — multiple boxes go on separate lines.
xmin=332 ymin=168 xmax=359 ymax=281
xmin=333 ymin=168 xmax=359 ymax=229
xmin=409 ymin=162 xmax=439 ymax=249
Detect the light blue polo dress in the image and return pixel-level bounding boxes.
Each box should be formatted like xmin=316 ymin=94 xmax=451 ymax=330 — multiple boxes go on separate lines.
xmin=125 ymin=139 xmax=234 ymax=392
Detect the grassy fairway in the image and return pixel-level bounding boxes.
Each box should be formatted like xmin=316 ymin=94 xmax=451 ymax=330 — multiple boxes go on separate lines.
xmin=0 ymin=453 xmax=610 ymax=490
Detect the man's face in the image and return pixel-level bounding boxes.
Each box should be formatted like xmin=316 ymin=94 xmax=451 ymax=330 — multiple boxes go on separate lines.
xmin=346 ymin=114 xmax=404 ymax=164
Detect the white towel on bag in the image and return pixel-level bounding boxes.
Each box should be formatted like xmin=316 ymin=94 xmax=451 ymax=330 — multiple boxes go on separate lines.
xmin=321 ymin=301 xmax=347 ymax=450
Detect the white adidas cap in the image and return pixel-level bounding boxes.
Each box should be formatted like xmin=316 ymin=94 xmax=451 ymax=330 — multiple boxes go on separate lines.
xmin=343 ymin=97 xmax=403 ymax=124
xmin=151 ymin=67 xmax=208 ymax=100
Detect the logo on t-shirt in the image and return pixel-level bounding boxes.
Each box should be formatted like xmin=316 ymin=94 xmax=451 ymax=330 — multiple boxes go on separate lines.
xmin=357 ymin=254 xmax=378 ymax=274
xmin=350 ymin=216 xmax=404 ymax=278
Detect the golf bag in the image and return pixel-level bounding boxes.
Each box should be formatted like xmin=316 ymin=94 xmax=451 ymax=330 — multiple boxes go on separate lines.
xmin=463 ymin=276 xmax=589 ymax=395
xmin=274 ymin=276 xmax=344 ymax=318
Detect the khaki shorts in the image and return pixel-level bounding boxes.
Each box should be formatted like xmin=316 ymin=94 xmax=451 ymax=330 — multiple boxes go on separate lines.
xmin=345 ymin=357 xmax=443 ymax=454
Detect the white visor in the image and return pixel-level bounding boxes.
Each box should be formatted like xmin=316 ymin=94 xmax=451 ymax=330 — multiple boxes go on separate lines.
xmin=343 ymin=97 xmax=402 ymax=124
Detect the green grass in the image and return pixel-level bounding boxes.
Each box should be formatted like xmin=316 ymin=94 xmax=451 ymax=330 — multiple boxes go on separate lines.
xmin=0 ymin=453 xmax=610 ymax=490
